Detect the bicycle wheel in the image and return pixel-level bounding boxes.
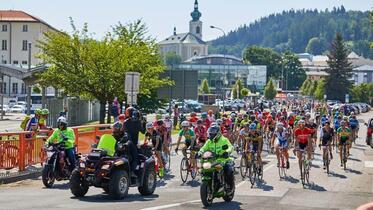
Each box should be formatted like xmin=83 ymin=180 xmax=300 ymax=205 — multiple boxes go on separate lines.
xmin=180 ymin=157 xmax=189 ymax=183
xmin=325 ymin=152 xmax=330 ymax=174
xmin=258 ymin=163 xmax=263 ymax=182
xmin=300 ymin=162 xmax=305 ymax=187
xmin=239 ymin=155 xmax=248 ymax=179
xmin=304 ymin=161 xmax=310 ymax=185
xmin=248 ymin=161 xmax=255 ymax=187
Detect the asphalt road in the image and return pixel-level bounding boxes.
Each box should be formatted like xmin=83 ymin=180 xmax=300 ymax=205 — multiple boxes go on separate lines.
xmin=0 ymin=112 xmax=373 ymax=210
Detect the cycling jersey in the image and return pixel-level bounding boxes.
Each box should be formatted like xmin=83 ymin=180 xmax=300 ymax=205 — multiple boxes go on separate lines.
xmin=349 ymin=118 xmax=359 ymax=129
xmin=145 ymin=130 xmax=162 ymax=151
xmin=294 ymin=127 xmax=312 ymax=144
xmin=337 ymin=127 xmax=351 ymax=142
xmin=194 ymin=125 xmax=207 ymax=144
xmin=320 ymin=127 xmax=334 ymax=146
xmin=179 ymin=129 xmax=196 ymax=147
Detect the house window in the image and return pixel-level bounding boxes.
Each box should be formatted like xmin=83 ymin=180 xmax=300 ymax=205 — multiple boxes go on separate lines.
xmin=12 ymin=83 xmax=18 ymax=94
xmin=13 ymin=60 xmax=18 ymax=65
xmin=1 ymin=60 xmax=6 ymax=64
xmin=22 ymin=61 xmax=27 ymax=65
xmin=22 ymin=40 xmax=29 ymax=51
xmin=21 ymin=83 xmax=26 ymax=94
xmin=196 ymin=26 xmax=200 ymax=34
xmin=1 ymin=40 xmax=7 ymax=50
xmin=22 ymin=25 xmax=28 ymax=32
xmin=2 ymin=25 xmax=7 ymax=32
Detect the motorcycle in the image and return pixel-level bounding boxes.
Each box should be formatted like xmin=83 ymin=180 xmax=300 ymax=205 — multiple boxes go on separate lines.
xmin=41 ymin=142 xmax=78 ymax=188
xmin=199 ymin=146 xmax=235 ymax=207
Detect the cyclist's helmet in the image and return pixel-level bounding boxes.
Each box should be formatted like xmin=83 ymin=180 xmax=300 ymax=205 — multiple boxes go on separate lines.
xmin=35 ymin=109 xmax=42 ymax=115
xmin=208 ymin=124 xmax=221 ymax=142
xmin=340 ymin=120 xmax=346 ymax=126
xmin=190 ymin=112 xmax=197 ymax=117
xmin=298 ymin=119 xmax=305 ymax=125
xmin=230 ymin=113 xmax=236 ymax=118
xmin=197 ymin=119 xmax=203 ymax=125
xmin=118 ymin=114 xmax=126 ymax=121
xmin=113 ymin=121 xmax=123 ymax=130
xmin=305 ymin=112 xmax=311 ymax=118
xmin=250 ymin=115 xmax=256 ymax=122
xmin=181 ymin=121 xmax=190 ymax=128
xmin=146 ymin=122 xmax=154 ymax=129
xmin=125 ymin=107 xmax=136 ymax=118
xmin=156 ymin=120 xmax=164 ymax=127
xmin=201 ymin=112 xmax=208 ymax=118
xmin=216 ymin=119 xmax=223 ymax=125
xmin=41 ymin=109 xmax=49 ymax=115
xmin=350 ymin=112 xmax=355 ymax=116
xmin=276 ymin=122 xmax=284 ymax=128
xmin=164 ymin=115 xmax=170 ymax=120
xmin=249 ymin=123 xmax=257 ymax=130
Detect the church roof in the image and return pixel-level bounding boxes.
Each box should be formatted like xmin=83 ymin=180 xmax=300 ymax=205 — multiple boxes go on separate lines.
xmin=159 ymin=32 xmax=206 ymax=45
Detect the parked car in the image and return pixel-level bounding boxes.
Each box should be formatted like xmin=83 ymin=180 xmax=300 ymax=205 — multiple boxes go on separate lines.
xmin=8 ymin=99 xmax=17 ymax=108
xmin=17 ymin=101 xmax=27 ymax=106
xmin=0 ymin=104 xmax=10 ymax=113
xmin=10 ymin=105 xmax=25 ymax=113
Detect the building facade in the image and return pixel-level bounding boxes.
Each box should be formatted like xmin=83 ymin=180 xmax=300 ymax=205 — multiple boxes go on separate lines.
xmin=0 ymin=10 xmax=56 ymax=99
xmin=352 ymin=65 xmax=373 ymax=85
xmin=159 ymin=0 xmax=208 ymax=62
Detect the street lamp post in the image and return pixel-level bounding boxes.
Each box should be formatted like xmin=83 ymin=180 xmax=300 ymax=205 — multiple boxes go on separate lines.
xmin=210 ymin=25 xmax=227 ymax=112
xmin=26 ymin=42 xmax=32 ymax=115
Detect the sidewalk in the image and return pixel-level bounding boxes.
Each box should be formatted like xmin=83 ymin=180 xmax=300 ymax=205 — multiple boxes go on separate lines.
xmin=0 ymin=164 xmax=42 ymax=184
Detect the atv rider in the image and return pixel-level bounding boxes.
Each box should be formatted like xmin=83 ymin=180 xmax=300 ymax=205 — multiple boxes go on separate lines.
xmin=123 ymin=107 xmax=146 ymax=177
xmin=45 ymin=117 xmax=76 ymax=172
xmin=198 ymin=124 xmax=235 ymax=190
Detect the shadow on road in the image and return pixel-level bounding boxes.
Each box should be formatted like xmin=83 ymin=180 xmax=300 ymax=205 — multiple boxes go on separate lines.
xmin=348 ymin=157 xmax=362 ymax=162
xmin=71 ymin=193 xmax=159 ymax=203
xmin=308 ymin=183 xmax=327 ymax=191
xmin=284 ymin=175 xmax=299 ymax=184
xmin=345 ymin=168 xmax=363 ymax=175
xmin=256 ymin=181 xmax=274 ymax=191
xmin=328 ymin=172 xmax=347 ymax=179
xmin=43 ymin=183 xmax=70 ymax=190
xmin=183 ymin=179 xmax=201 ymax=188
xmin=204 ymin=201 xmax=243 ymax=210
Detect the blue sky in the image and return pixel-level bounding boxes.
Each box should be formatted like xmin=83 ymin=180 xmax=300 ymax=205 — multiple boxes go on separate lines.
xmin=1 ymin=0 xmax=372 ymax=41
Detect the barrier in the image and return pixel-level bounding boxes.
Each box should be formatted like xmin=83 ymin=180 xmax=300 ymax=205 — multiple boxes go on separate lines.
xmin=0 ymin=124 xmax=112 ymax=172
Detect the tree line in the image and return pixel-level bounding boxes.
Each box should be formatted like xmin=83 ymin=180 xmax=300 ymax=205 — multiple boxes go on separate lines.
xmin=209 ymin=7 xmax=373 ymax=59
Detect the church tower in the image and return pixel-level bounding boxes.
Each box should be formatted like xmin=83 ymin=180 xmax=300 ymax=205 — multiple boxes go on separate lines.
xmin=189 ymin=0 xmax=202 ymax=39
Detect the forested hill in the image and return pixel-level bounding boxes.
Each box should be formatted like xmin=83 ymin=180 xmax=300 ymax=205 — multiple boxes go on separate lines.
xmin=209 ymin=6 xmax=373 ymax=58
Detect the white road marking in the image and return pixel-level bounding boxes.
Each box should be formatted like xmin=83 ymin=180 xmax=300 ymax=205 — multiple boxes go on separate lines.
xmin=140 ymin=200 xmax=200 ymax=210
xmin=365 ymin=161 xmax=373 ymax=168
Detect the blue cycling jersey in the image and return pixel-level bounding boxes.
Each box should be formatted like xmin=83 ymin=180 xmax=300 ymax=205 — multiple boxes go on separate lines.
xmin=349 ymin=118 xmax=358 ymax=128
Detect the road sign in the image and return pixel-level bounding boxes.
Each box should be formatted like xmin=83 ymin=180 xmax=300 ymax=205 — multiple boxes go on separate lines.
xmin=127 ymin=93 xmax=137 ymax=105
xmin=345 ymin=94 xmax=349 ymax=103
xmin=125 ymin=72 xmax=140 ymax=94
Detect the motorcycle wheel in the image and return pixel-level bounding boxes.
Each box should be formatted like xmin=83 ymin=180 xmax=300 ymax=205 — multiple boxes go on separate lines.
xmin=109 ymin=170 xmax=129 ymax=200
xmin=42 ymin=165 xmax=55 ymax=188
xmin=200 ymin=182 xmax=213 ymax=207
xmin=70 ymin=169 xmax=89 ymax=197
xmin=223 ymin=180 xmax=235 ymax=202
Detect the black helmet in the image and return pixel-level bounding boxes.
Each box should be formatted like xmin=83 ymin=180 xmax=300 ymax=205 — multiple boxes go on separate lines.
xmin=250 ymin=115 xmax=256 ymax=122
xmin=208 ymin=124 xmax=221 ymax=142
xmin=156 ymin=120 xmax=164 ymax=126
xmin=197 ymin=119 xmax=203 ymax=125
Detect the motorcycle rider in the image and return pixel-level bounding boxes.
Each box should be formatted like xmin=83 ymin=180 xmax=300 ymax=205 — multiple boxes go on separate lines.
xmin=197 ymin=124 xmax=235 ymax=191
xmin=45 ymin=117 xmax=76 ymax=172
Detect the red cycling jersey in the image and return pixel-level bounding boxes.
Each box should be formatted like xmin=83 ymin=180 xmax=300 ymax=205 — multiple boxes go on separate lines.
xmin=194 ymin=125 xmax=207 ymax=143
xmin=294 ymin=127 xmax=312 ymax=144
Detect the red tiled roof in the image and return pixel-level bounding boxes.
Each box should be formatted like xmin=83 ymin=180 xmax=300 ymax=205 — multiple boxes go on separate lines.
xmin=0 ymin=10 xmax=57 ymax=31
xmin=0 ymin=10 xmax=39 ymax=22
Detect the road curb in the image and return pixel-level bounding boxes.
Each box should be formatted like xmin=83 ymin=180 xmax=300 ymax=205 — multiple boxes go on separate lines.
xmin=0 ymin=170 xmax=41 ymax=184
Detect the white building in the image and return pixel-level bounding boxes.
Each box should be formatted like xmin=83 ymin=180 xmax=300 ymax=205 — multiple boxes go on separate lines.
xmin=0 ymin=10 xmax=56 ymax=99
xmin=159 ymin=0 xmax=208 ymax=62
xmin=352 ymin=65 xmax=373 ymax=85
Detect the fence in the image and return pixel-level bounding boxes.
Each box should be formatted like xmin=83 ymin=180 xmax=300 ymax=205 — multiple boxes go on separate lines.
xmin=46 ymin=98 xmax=101 ymax=128
xmin=0 ymin=124 xmax=112 ymax=171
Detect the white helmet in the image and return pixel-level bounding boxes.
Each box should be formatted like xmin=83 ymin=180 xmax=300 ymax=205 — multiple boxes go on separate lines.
xmin=146 ymin=122 xmax=154 ymax=129
xmin=181 ymin=121 xmax=190 ymax=127
xmin=57 ymin=116 xmax=67 ymax=125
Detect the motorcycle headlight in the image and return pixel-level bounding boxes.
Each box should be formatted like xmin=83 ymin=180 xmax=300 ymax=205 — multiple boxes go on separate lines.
xmin=46 ymin=151 xmax=54 ymax=158
xmin=101 ymin=164 xmax=111 ymax=170
xmin=79 ymin=162 xmax=86 ymax=168
xmin=202 ymin=162 xmax=212 ymax=169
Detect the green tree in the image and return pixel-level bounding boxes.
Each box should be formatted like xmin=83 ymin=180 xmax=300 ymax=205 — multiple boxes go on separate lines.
xmin=264 ymin=79 xmax=277 ymax=100
xmin=282 ymin=51 xmax=306 ymax=90
xmin=314 ymin=79 xmax=326 ymax=100
xmin=200 ymin=79 xmax=210 ymax=94
xmin=243 ymin=46 xmax=282 ymax=80
xmin=325 ymin=33 xmax=353 ymax=102
xmin=232 ymin=79 xmax=244 ymax=99
xmin=305 ymin=37 xmax=328 ymax=55
xmin=38 ymin=19 xmax=170 ymax=123
xmin=300 ymin=79 xmax=311 ymax=95
xmin=241 ymin=88 xmax=250 ymax=97
xmin=165 ymin=52 xmax=182 ymax=66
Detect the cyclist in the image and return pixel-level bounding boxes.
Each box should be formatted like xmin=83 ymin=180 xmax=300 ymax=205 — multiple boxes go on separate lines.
xmin=194 ymin=119 xmax=208 ymax=148
xmin=246 ymin=123 xmax=263 ymax=173
xmin=294 ymin=120 xmax=313 ymax=171
xmin=349 ymin=113 xmax=359 ymax=143
xmin=163 ymin=115 xmax=173 ymax=156
xmin=321 ymin=114 xmax=328 ymax=127
xmin=264 ymin=115 xmax=276 ymax=151
xmin=273 ymin=122 xmax=290 ymax=169
xmin=175 ymin=121 xmax=197 ymax=168
xmin=145 ymin=122 xmax=164 ymax=177
xmin=45 ymin=117 xmax=76 ymax=172
xmin=238 ymin=123 xmax=251 ymax=153
xmin=189 ymin=112 xmax=199 ymax=128
xmin=207 ymin=110 xmax=215 ymax=123
xmin=337 ymin=120 xmax=351 ymax=167
xmin=201 ymin=112 xmax=211 ymax=129
xmin=319 ymin=121 xmax=334 ymax=170
xmin=216 ymin=119 xmax=228 ymax=137
xmin=39 ymin=109 xmax=49 ymax=129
